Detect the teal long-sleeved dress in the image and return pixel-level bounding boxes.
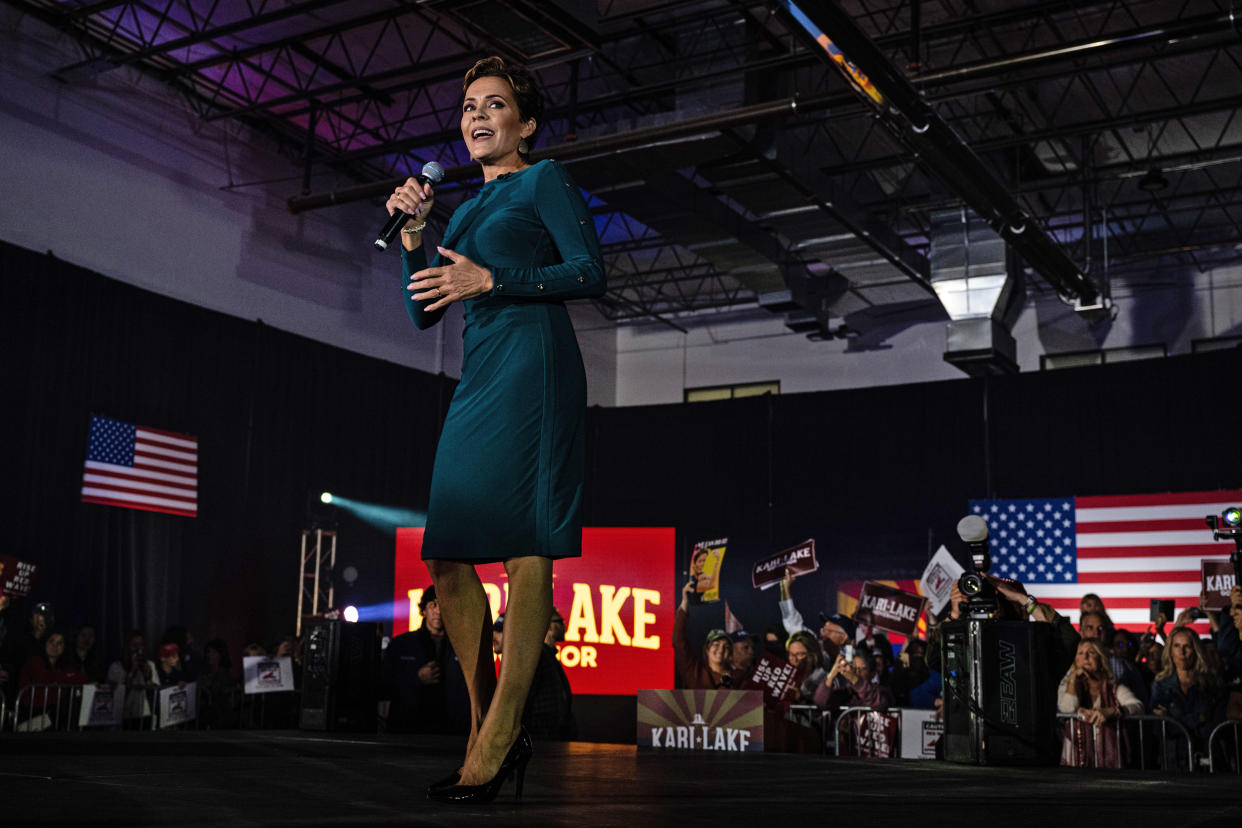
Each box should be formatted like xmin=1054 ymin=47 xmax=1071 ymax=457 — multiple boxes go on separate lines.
xmin=401 ymin=159 xmax=605 ymax=562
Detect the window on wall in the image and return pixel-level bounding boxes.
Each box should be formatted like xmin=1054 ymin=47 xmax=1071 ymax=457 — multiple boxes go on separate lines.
xmin=1040 ymin=343 xmax=1167 ymax=371
xmin=684 ymin=381 xmax=780 ymax=403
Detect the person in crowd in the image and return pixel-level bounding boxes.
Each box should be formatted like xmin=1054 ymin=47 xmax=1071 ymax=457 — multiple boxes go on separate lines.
xmin=492 ymin=618 xmax=504 ymax=655
xmin=544 ymin=606 xmax=566 ymax=648
xmin=392 ymin=54 xmax=606 ymax=803
xmin=7 ymin=602 xmax=51 ymax=689
xmin=519 ymin=608 xmax=575 ymax=740
xmin=241 ymin=643 xmax=267 ymax=658
xmin=1057 ymin=639 xmax=1143 ymax=767
xmin=380 ymin=585 xmax=470 ymax=735
xmin=1149 ymin=625 xmax=1224 ymax=755
xmin=854 ymin=610 xmax=892 ymax=672
xmin=63 ymin=624 xmax=101 ymax=682
xmin=1209 ymin=584 xmax=1242 ymax=674
xmin=0 ymin=588 xmax=12 ymax=695
xmin=817 ymin=647 xmax=894 ymax=711
xmin=16 ymin=630 xmax=87 ymax=729
xmin=18 ymin=630 xmax=87 ymax=688
xmin=1079 ymin=609 xmax=1148 ymax=706
xmin=890 ymin=637 xmax=931 ymax=707
xmin=675 ymin=580 xmax=744 ymax=689
xmin=107 ymin=629 xmax=159 ymax=727
xmin=198 ymin=638 xmax=239 ymax=729
xmin=785 ymin=630 xmax=827 ymax=703
xmin=160 ymin=626 xmax=201 ymax=681
xmin=762 ymin=624 xmax=786 ymax=658
xmin=729 ymin=631 xmax=756 ymax=674
xmin=777 ymin=570 xmax=855 ymax=664
xmin=155 ymin=642 xmax=186 ymax=687
xmin=1080 ymin=593 xmax=1109 ymax=623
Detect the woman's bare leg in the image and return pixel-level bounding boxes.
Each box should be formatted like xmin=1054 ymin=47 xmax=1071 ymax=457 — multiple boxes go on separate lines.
xmin=457 ymin=555 xmax=551 ymax=785
xmin=426 ymin=559 xmax=496 ymax=756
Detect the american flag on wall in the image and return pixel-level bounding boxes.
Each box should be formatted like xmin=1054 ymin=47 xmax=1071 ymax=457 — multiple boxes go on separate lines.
xmin=968 ymin=490 xmax=1241 ymax=628
xmin=81 ymin=415 xmax=198 ymax=517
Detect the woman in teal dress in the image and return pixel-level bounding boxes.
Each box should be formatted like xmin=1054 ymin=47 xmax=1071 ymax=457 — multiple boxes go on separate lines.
xmin=385 ymin=56 xmax=604 ymax=803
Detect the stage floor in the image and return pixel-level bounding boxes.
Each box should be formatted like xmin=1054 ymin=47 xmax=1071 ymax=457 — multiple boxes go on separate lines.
xmin=2 ymin=731 xmax=1240 ymax=826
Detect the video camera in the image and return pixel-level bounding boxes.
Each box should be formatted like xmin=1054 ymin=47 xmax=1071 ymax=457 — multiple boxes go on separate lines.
xmin=956 ymin=515 xmax=999 ymax=619
xmin=1205 ymin=506 xmax=1242 ymax=581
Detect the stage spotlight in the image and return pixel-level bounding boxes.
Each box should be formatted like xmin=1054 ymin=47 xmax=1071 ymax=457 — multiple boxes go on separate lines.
xmin=1224 ymin=506 xmax=1241 ymax=528
xmin=320 ymin=492 xmax=334 ymax=504
xmin=343 ymin=605 xmax=359 ymax=623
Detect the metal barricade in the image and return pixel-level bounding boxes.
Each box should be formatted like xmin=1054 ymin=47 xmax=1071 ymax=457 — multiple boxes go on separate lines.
xmin=0 ymin=687 xmax=7 ymax=733
xmin=1055 ymin=712 xmax=1195 ymax=771
xmin=240 ymin=689 xmax=301 ymax=729
xmin=834 ymin=705 xmax=901 ymax=758
xmin=11 ymin=684 xmax=85 ymax=732
xmin=1208 ymin=720 xmax=1241 ymax=774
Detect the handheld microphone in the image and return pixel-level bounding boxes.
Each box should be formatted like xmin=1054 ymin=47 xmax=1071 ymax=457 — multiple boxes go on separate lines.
xmin=374 ymin=161 xmax=445 ymax=251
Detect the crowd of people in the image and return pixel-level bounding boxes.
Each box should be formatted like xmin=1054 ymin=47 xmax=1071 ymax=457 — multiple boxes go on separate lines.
xmin=0 ymin=590 xmax=300 ymax=731
xmin=675 ymin=570 xmax=1242 ymax=769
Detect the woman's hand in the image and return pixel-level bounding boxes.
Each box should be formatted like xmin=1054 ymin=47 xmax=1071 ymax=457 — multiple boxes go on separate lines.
xmin=386 ymin=177 xmax=435 ymax=251
xmin=409 ymin=247 xmax=494 ymax=312
xmin=679 ymin=579 xmax=696 ymax=612
xmin=826 ymin=653 xmax=845 ymax=682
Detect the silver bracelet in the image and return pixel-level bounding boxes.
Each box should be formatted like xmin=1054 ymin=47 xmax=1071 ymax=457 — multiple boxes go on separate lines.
xmin=402 ymin=220 xmax=428 ymax=235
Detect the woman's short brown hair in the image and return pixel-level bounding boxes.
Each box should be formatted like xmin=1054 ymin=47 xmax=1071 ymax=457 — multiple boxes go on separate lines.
xmin=462 ymin=56 xmax=544 ymax=159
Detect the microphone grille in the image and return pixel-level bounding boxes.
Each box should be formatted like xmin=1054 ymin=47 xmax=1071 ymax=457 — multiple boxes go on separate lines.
xmin=957 ymin=514 xmax=989 ymax=544
xmin=421 ymin=161 xmax=445 ymax=184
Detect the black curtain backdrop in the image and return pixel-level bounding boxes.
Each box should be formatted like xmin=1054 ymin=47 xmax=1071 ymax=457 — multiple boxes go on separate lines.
xmin=6 ymin=238 xmax=1241 ymax=672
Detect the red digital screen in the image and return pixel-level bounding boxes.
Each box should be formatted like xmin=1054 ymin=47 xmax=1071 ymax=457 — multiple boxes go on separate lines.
xmin=394 ymin=526 xmax=675 ymax=695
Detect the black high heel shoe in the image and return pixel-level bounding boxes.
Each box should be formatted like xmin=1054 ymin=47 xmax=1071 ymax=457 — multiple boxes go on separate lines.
xmin=426 ymin=769 xmax=460 ymax=795
xmin=427 ymin=728 xmax=533 ymax=803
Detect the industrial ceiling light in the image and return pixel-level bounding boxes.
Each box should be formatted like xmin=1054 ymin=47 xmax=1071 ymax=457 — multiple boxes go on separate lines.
xmin=1138 ymin=166 xmax=1169 ymax=192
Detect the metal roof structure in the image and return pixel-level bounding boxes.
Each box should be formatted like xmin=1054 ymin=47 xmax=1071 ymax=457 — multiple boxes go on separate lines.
xmin=14 ymin=0 xmax=1242 ymax=340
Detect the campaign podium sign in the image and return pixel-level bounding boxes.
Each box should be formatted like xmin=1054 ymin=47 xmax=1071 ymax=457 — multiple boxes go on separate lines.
xmin=637 ymin=689 xmax=764 ymax=752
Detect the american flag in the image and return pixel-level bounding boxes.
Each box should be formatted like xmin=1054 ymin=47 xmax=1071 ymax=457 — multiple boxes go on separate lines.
xmin=81 ymin=415 xmax=198 ymax=517
xmin=969 ymin=490 xmax=1241 ymax=629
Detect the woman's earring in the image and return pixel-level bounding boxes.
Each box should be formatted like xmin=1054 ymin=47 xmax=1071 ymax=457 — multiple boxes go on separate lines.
xmin=518 ymin=138 xmax=529 ymax=155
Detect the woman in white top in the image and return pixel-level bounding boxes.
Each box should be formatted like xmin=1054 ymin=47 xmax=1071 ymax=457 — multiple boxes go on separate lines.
xmin=1057 ymin=638 xmax=1143 ymax=767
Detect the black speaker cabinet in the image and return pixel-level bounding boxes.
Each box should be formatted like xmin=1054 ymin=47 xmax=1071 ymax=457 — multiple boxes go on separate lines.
xmin=941 ymin=619 xmax=1058 ymax=765
xmin=300 ymin=620 xmax=380 ymax=732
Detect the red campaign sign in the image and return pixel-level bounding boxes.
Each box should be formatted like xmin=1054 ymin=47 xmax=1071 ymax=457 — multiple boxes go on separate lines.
xmin=856 ymin=581 xmax=927 ymax=638
xmin=1201 ymin=560 xmax=1236 ymax=611
xmin=394 ymin=526 xmax=676 ymax=696
xmin=751 ymin=539 xmax=818 ymax=590
xmin=0 ymin=555 xmax=38 ymax=598
xmin=740 ymin=652 xmax=803 ymax=710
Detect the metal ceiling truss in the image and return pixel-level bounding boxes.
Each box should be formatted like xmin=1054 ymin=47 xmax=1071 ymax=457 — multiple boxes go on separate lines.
xmin=10 ymin=0 xmax=1242 ymax=335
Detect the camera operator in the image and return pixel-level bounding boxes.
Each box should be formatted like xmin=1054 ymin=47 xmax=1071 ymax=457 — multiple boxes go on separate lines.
xmin=927 ymin=573 xmax=1080 ymax=679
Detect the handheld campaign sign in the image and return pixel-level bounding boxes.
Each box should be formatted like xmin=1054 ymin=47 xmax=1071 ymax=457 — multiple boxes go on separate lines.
xmin=739 ymin=652 xmax=804 ymax=710
xmin=1202 ymin=560 xmax=1236 ymax=611
xmin=0 ymin=555 xmax=38 ymax=598
xmin=751 ymin=539 xmax=817 ymax=590
xmin=158 ymin=683 xmax=197 ymax=728
xmin=920 ymin=545 xmax=963 ymax=617
xmin=690 ymin=538 xmax=727 ymax=603
xmin=637 ymin=689 xmax=764 ymax=752
xmin=243 ymin=656 xmax=295 ymax=694
xmin=857 ymin=581 xmax=927 ymax=638
xmin=79 ymin=684 xmax=124 ymax=728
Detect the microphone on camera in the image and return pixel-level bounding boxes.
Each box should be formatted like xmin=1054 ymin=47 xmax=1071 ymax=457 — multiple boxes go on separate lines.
xmin=374 ymin=161 xmax=445 ymax=251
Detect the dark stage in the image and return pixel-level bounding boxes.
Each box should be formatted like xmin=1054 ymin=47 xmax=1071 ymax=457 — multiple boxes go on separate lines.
xmin=2 ymin=731 xmax=1240 ymax=826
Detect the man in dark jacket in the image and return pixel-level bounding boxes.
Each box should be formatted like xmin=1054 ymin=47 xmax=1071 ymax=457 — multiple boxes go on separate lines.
xmin=380 ymin=585 xmax=470 ymax=734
